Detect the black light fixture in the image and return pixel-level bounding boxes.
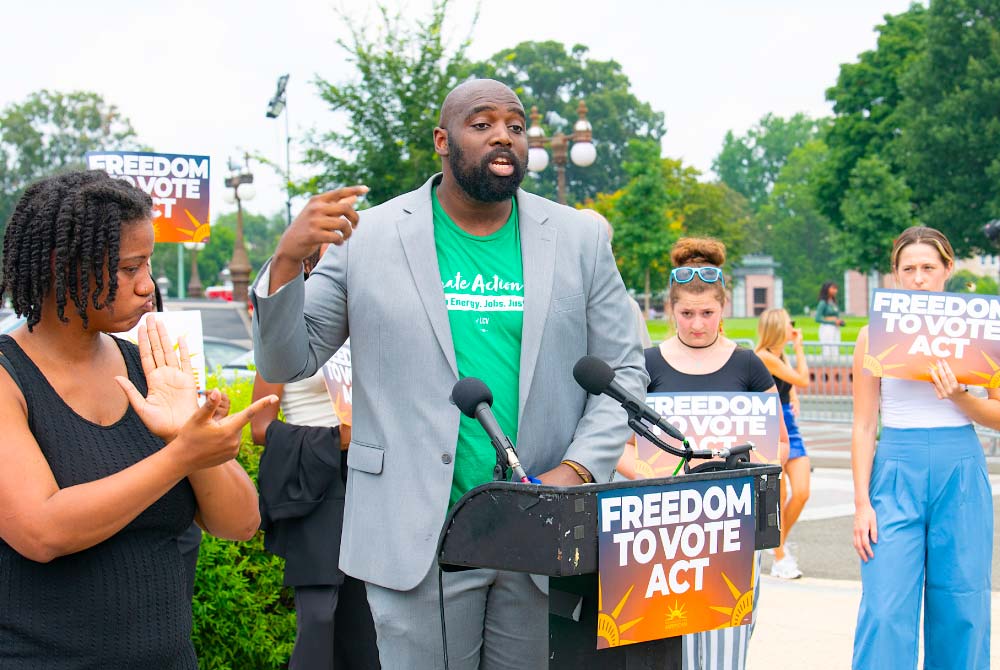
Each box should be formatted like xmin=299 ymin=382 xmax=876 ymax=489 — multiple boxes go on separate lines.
xmin=266 ymin=74 xmax=292 ymax=226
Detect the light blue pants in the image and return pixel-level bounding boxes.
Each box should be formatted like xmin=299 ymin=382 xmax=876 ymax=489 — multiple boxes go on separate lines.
xmin=853 ymin=425 xmax=993 ymax=670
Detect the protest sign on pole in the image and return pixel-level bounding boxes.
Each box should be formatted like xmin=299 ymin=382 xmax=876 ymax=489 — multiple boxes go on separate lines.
xmin=86 ymin=151 xmax=211 ymax=243
xmin=866 ymin=288 xmax=1000 ymax=387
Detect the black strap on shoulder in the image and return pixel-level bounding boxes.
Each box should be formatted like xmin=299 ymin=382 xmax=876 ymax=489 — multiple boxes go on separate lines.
xmin=0 ymin=351 xmax=23 ymax=392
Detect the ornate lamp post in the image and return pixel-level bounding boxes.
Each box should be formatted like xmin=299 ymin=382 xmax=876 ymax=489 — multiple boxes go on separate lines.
xmin=222 ymin=154 xmax=255 ymax=305
xmin=183 ymin=241 xmax=205 ymax=298
xmin=526 ymin=100 xmax=598 ymax=205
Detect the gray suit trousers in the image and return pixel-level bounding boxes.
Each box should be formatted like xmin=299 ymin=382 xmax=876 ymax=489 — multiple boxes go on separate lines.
xmin=365 ymin=565 xmax=547 ymax=670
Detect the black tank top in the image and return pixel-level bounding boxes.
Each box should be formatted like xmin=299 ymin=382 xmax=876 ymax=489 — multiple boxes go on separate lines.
xmin=0 ymin=335 xmax=197 ymax=669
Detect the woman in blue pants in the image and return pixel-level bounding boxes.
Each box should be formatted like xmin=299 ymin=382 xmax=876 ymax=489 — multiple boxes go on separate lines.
xmin=851 ymin=226 xmax=997 ymax=669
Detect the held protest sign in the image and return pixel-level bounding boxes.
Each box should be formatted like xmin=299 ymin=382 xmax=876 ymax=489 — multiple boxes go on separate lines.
xmin=596 ymin=477 xmax=756 ymax=647
xmin=321 ymin=341 xmax=352 ymax=426
xmin=86 ymin=151 xmax=211 ymax=243
xmin=866 ymin=288 xmax=1000 ymax=387
xmin=631 ymin=392 xmax=782 ymax=478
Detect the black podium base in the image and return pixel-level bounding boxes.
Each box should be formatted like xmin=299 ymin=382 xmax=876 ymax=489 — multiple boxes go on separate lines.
xmin=549 ymin=574 xmax=681 ymax=669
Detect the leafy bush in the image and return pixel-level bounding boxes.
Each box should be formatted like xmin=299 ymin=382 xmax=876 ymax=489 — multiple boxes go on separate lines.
xmin=191 ymin=375 xmax=296 ymax=669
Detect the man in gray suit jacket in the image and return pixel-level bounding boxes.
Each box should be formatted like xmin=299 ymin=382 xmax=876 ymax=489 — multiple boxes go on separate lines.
xmin=252 ymin=79 xmax=647 ymax=669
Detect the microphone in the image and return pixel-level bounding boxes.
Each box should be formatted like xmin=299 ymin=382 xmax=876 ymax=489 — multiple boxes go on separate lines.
xmin=450 ymin=377 xmax=529 ymax=483
xmin=572 ymin=355 xmax=688 ymax=445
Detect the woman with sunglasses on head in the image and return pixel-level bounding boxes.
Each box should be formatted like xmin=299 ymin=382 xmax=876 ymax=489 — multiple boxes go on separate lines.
xmin=618 ymin=237 xmax=788 ymax=670
xmin=755 ymin=308 xmax=811 ymax=579
xmin=851 ymin=226 xmax=996 ymax=670
xmin=0 ymin=170 xmax=277 ymax=668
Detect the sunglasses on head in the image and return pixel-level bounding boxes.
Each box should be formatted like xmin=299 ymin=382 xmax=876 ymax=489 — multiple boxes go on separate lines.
xmin=669 ymin=266 xmax=725 ymax=287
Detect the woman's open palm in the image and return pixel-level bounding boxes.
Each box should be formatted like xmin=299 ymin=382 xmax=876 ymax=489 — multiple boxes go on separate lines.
xmin=116 ymin=315 xmax=199 ymax=441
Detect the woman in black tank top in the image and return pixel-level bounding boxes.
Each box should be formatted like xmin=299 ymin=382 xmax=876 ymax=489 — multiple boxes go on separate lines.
xmin=617 ymin=237 xmax=787 ymax=670
xmin=0 ymin=170 xmax=277 ymax=668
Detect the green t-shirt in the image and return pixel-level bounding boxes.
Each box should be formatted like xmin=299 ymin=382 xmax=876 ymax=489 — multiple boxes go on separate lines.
xmin=815 ymin=300 xmax=841 ymax=324
xmin=432 ymin=189 xmax=524 ymax=506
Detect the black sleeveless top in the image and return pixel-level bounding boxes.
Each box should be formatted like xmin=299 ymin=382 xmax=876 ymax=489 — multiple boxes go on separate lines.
xmin=0 ymin=335 xmax=197 ymax=669
xmin=645 ymin=345 xmax=776 ymax=395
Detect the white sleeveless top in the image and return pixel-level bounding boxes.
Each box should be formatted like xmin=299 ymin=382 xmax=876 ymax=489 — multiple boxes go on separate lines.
xmin=880 ymin=377 xmax=970 ymax=429
xmin=280 ymin=367 xmax=340 ymax=429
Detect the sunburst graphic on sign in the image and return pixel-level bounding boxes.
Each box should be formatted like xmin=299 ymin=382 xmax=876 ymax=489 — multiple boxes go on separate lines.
xmin=665 ymin=599 xmax=687 ymax=622
xmin=967 ymin=352 xmax=1000 ymax=389
xmin=180 ymin=209 xmax=211 ymax=243
xmin=633 ymin=443 xmax=678 ymax=478
xmin=708 ymin=567 xmax=755 ymax=628
xmin=862 ymin=343 xmax=905 ymax=377
xmin=597 ymin=578 xmax=643 ymax=647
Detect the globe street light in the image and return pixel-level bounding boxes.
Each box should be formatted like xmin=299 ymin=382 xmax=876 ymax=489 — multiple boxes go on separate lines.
xmin=223 ymin=154 xmax=255 ymax=305
xmin=183 ymin=241 xmax=206 ymax=298
xmin=526 ymin=100 xmax=597 ymax=205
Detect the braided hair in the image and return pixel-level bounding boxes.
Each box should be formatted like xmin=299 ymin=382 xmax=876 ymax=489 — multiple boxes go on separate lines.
xmin=1 ymin=169 xmax=153 ymax=330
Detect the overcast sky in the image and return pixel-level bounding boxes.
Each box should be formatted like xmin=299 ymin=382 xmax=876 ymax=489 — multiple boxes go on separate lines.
xmin=2 ymin=0 xmax=916 ymax=220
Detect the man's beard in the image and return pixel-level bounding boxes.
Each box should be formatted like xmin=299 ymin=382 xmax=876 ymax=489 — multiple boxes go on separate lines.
xmin=448 ymin=142 xmax=526 ymax=203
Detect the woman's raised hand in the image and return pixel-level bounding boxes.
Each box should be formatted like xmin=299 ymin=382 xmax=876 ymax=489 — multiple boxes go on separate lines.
xmin=115 ymin=315 xmax=199 ymax=441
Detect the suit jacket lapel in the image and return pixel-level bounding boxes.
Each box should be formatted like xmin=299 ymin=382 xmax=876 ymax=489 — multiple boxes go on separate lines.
xmin=517 ymin=191 xmax=556 ymax=427
xmin=397 ymin=176 xmax=459 ymax=379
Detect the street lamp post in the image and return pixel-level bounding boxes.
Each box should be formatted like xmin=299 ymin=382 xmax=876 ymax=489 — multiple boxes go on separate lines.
xmin=266 ymin=74 xmax=292 ymax=227
xmin=183 ymin=241 xmax=205 ymax=298
xmin=223 ymin=154 xmax=255 ymax=305
xmin=526 ymin=100 xmax=598 ymax=205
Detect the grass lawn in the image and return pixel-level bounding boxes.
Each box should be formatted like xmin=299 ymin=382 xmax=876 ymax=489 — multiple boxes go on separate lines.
xmin=645 ymin=315 xmax=868 ymax=345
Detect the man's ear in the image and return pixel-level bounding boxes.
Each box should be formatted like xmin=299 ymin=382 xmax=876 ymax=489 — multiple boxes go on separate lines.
xmin=433 ymin=127 xmax=449 ymax=157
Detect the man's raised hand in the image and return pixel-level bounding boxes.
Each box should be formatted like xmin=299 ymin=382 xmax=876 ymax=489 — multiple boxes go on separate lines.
xmin=269 ymin=185 xmax=367 ymax=294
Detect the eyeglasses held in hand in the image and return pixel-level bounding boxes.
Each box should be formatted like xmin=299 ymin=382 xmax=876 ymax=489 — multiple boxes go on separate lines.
xmin=669 ymin=266 xmax=725 ymax=287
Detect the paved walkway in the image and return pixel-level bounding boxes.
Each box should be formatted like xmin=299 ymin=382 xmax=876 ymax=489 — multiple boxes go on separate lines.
xmin=748 ymin=576 xmax=1000 ymax=669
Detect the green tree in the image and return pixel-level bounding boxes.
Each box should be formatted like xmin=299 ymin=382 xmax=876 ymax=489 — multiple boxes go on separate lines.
xmin=468 ymin=41 xmax=664 ymax=205
xmin=594 ymin=139 xmax=678 ymax=312
xmin=816 ymin=4 xmax=927 ymax=230
xmin=946 ymin=268 xmax=999 ymax=294
xmin=896 ymin=0 xmax=1000 ymax=255
xmin=679 ymin=180 xmax=753 ymax=261
xmin=713 ymin=113 xmax=824 ymax=214
xmin=757 ymin=139 xmax=840 ymax=313
xmin=0 ymin=90 xmax=140 ymax=235
xmin=298 ymin=0 xmax=472 ymax=205
xmin=837 ymin=155 xmax=914 ymax=273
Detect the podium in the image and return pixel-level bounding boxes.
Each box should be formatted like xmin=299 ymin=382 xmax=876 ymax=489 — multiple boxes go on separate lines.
xmin=437 ymin=463 xmax=782 ymax=669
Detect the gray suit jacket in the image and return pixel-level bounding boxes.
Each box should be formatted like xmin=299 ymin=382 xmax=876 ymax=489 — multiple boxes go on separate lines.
xmin=252 ymin=175 xmax=647 ymax=590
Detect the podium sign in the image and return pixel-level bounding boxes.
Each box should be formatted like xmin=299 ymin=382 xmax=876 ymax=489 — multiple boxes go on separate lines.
xmin=597 ymin=477 xmax=755 ymax=647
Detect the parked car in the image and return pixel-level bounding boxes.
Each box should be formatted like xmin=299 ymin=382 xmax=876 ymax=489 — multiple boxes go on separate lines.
xmin=202 ymin=336 xmax=250 ymax=370
xmin=211 ymin=347 xmax=256 ymax=385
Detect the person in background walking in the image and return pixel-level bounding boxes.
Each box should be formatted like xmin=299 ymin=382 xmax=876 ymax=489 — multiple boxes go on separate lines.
xmin=851 ymin=226 xmax=997 ymax=670
xmin=755 ymin=308 xmax=811 ymax=579
xmin=815 ymin=281 xmax=845 ymax=359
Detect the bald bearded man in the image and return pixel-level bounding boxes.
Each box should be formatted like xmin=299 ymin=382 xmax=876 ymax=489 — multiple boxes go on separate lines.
xmin=251 ymin=78 xmax=647 ymax=669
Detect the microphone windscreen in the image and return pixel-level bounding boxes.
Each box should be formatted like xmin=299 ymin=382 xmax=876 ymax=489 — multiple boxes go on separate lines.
xmin=451 ymin=377 xmax=493 ymax=418
xmin=573 ymin=355 xmax=616 ymax=395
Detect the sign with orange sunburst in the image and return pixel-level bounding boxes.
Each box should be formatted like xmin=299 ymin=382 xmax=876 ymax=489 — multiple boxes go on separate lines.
xmin=867 ymin=289 xmax=1000 ymax=387
xmin=597 ymin=476 xmax=756 ymax=647
xmin=86 ymin=151 xmax=211 ymax=243
xmin=321 ymin=341 xmax=352 ymax=426
xmin=631 ymin=392 xmax=782 ymax=476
